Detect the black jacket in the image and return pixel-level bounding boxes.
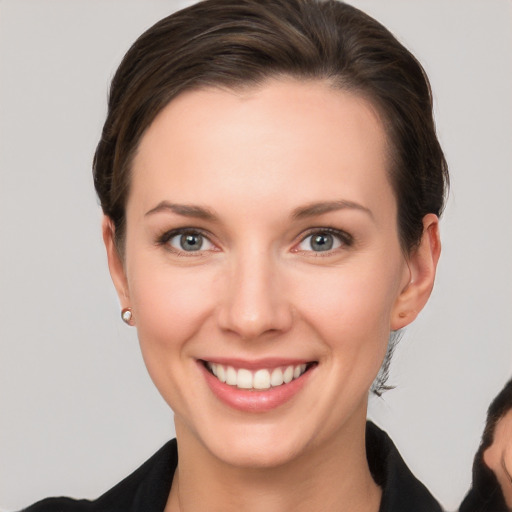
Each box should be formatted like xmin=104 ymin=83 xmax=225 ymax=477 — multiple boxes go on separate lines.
xmin=22 ymin=422 xmax=442 ymax=512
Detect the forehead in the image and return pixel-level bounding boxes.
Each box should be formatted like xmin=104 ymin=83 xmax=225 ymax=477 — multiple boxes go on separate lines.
xmin=129 ymin=79 xmax=395 ymax=221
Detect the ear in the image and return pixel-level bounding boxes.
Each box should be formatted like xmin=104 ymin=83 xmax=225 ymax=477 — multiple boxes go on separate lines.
xmin=391 ymin=213 xmax=441 ymax=330
xmin=102 ymin=216 xmax=130 ymax=308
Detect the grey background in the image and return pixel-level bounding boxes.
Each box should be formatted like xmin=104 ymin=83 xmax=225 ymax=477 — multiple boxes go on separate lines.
xmin=0 ymin=1 xmax=511 ymax=510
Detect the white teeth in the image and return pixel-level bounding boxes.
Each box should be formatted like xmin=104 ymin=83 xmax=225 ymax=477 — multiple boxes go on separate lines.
xmin=296 ymin=364 xmax=306 ymax=377
xmin=253 ymin=369 xmax=271 ymax=389
xmin=216 ymin=364 xmax=226 ymax=383
xmin=270 ymin=368 xmax=284 ymax=387
xmin=283 ymin=366 xmax=294 ymax=383
xmin=237 ymin=369 xmax=253 ymax=389
xmin=207 ymin=362 xmax=309 ymax=390
xmin=226 ymin=366 xmax=237 ymax=385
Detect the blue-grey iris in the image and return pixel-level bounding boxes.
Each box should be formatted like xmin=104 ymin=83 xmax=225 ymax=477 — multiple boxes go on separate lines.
xmin=181 ymin=233 xmax=203 ymax=251
xmin=311 ymin=233 xmax=333 ymax=251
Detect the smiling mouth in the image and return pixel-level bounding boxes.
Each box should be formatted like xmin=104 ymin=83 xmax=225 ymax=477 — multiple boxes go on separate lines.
xmin=202 ymin=361 xmax=316 ymax=390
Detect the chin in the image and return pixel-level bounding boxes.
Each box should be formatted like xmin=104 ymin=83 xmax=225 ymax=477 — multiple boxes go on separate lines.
xmin=216 ymin=419 xmax=354 ymax=470
xmin=210 ymin=431 xmax=308 ymax=469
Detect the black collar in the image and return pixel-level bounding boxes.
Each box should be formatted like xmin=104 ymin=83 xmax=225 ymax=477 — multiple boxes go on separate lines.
xmin=365 ymin=422 xmax=442 ymax=512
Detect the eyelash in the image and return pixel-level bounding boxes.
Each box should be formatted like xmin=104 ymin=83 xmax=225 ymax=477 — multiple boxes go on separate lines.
xmin=156 ymin=227 xmax=353 ymax=256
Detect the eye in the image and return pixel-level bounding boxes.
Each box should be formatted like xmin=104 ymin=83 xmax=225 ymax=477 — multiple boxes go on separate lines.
xmin=165 ymin=230 xmax=215 ymax=253
xmin=296 ymin=229 xmax=351 ymax=253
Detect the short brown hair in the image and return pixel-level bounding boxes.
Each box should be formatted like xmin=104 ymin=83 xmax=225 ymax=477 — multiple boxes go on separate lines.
xmin=93 ymin=0 xmax=448 ymax=254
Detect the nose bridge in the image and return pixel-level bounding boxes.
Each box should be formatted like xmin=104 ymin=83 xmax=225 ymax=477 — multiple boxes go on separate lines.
xmin=217 ymin=241 xmax=292 ymax=339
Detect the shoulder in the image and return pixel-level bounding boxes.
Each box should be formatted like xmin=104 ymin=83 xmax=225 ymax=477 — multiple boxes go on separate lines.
xmin=20 ymin=440 xmax=177 ymax=512
xmin=366 ymin=422 xmax=443 ymax=512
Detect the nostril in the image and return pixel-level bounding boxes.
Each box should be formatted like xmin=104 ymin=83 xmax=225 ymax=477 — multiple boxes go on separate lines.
xmin=216 ymin=296 xmax=295 ymax=340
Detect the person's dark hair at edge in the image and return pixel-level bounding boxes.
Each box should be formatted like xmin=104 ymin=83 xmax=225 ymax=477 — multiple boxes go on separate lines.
xmin=460 ymin=379 xmax=512 ymax=511
xmin=92 ymin=0 xmax=449 ymax=395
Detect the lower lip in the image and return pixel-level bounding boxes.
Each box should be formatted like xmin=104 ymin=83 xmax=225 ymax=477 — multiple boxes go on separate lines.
xmin=199 ymin=362 xmax=314 ymax=413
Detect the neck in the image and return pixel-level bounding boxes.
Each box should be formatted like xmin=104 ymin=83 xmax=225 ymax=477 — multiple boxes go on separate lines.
xmin=165 ymin=415 xmax=381 ymax=512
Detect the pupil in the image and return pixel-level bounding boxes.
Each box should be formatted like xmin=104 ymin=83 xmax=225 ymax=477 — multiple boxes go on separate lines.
xmin=181 ymin=233 xmax=202 ymax=251
xmin=312 ymin=233 xmax=333 ymax=251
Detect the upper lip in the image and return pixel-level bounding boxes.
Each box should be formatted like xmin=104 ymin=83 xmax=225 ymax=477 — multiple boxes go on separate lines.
xmin=198 ymin=357 xmax=316 ymax=370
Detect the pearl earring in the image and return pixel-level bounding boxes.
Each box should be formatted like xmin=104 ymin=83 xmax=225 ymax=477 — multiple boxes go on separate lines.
xmin=121 ymin=307 xmax=133 ymax=325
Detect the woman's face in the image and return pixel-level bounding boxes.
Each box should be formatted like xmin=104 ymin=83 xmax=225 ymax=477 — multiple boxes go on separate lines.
xmin=107 ymin=79 xmax=433 ymax=468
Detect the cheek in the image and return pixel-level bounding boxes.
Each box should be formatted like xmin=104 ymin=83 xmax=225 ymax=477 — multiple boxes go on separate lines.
xmin=128 ymin=259 xmax=218 ymax=356
xmin=295 ymin=261 xmax=401 ymax=344
xmin=292 ymin=257 xmax=405 ymax=394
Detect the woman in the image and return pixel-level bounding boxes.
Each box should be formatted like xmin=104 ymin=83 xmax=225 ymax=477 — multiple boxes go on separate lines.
xmin=22 ymin=0 xmax=447 ymax=510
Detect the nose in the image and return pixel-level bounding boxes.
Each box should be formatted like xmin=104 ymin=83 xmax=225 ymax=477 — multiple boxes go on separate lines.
xmin=216 ymin=247 xmax=293 ymax=340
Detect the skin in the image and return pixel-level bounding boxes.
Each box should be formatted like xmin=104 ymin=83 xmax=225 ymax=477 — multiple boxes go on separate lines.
xmin=484 ymin=410 xmax=512 ymax=509
xmin=104 ymin=78 xmax=440 ymax=512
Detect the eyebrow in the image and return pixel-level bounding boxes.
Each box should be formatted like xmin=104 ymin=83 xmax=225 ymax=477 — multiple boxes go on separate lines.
xmin=145 ymin=201 xmax=217 ymax=221
xmin=292 ymin=200 xmax=374 ymax=220
xmin=145 ymin=199 xmax=373 ymax=222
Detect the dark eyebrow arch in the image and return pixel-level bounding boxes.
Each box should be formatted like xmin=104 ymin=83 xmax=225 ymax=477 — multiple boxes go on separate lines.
xmin=145 ymin=201 xmax=217 ymax=221
xmin=292 ymin=200 xmax=374 ymax=220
